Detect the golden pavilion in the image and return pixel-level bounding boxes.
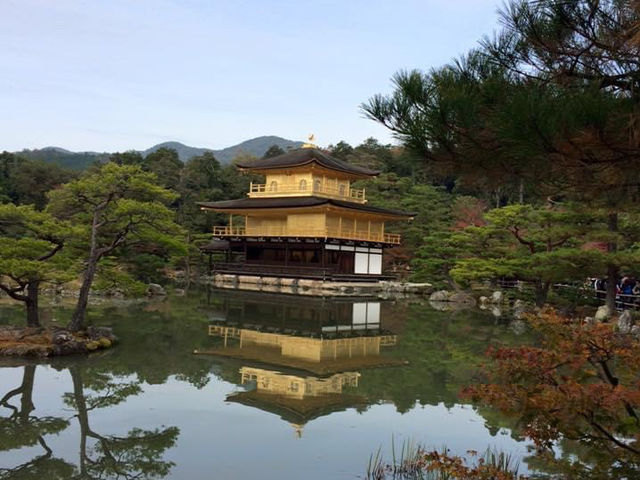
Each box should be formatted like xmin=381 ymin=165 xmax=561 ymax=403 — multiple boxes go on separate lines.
xmin=198 ymin=147 xmax=414 ymax=279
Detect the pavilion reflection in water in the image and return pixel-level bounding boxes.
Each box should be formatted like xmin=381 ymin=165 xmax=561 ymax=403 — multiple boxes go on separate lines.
xmin=202 ymin=290 xmax=402 ymax=436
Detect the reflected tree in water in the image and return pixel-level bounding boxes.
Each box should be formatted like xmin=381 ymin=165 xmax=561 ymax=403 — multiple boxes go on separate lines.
xmin=0 ymin=365 xmax=74 ymax=479
xmin=64 ymin=365 xmax=179 ymax=479
xmin=64 ymin=366 xmax=179 ymax=479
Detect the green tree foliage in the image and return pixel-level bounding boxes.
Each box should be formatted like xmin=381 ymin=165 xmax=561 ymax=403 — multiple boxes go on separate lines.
xmin=450 ymin=204 xmax=609 ymax=306
xmin=109 ymin=150 xmax=144 ymax=166
xmin=177 ymin=151 xmax=226 ymax=232
xmin=143 ymin=147 xmax=183 ymax=190
xmin=328 ymin=140 xmax=354 ymax=159
xmin=0 ymin=152 xmax=76 ymax=209
xmin=362 ymin=1 xmax=640 ymax=305
xmin=410 ymin=196 xmax=487 ymax=288
xmin=262 ymin=144 xmax=285 ymax=158
xmin=329 ymin=138 xmax=418 ymax=175
xmin=358 ymin=174 xmax=454 ymax=280
xmin=0 ymin=204 xmax=76 ymax=326
xmin=47 ymin=163 xmax=185 ymax=331
xmin=14 ymin=148 xmax=109 ymax=171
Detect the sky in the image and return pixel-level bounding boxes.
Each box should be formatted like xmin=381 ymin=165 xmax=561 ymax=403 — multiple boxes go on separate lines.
xmin=1 ymin=0 xmax=502 ymax=152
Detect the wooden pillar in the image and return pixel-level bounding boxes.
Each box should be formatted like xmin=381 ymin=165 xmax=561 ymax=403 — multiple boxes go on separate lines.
xmin=338 ymin=216 xmax=342 ymax=237
xmin=285 ymin=243 xmax=289 ymax=266
xmin=367 ymin=220 xmax=371 ymax=241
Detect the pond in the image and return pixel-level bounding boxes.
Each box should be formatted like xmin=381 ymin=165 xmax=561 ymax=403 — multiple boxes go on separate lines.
xmin=0 ymin=288 xmax=532 ymax=479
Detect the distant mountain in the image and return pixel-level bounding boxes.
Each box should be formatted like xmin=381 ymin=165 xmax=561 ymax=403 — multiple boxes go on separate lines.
xmin=141 ymin=141 xmax=211 ymax=162
xmin=210 ymin=136 xmax=303 ymax=163
xmin=13 ymin=136 xmax=303 ymax=170
xmin=15 ymin=147 xmax=110 ymax=171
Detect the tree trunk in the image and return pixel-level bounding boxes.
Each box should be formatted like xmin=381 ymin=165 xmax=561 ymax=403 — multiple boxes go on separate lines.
xmin=606 ymin=212 xmax=618 ymax=312
xmin=534 ymin=281 xmax=551 ymax=307
xmin=185 ymin=232 xmax=192 ymax=289
xmin=69 ymin=210 xmax=101 ymax=332
xmin=19 ymin=365 xmax=36 ymax=423
xmin=518 ymin=178 xmax=524 ymax=204
xmin=25 ymin=281 xmax=40 ymax=328
xmin=69 ymin=366 xmax=89 ymax=475
xmin=68 ymin=257 xmax=98 ymax=332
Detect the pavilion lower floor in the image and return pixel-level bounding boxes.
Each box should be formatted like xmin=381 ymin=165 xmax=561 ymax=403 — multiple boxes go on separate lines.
xmin=203 ymin=237 xmax=394 ymax=281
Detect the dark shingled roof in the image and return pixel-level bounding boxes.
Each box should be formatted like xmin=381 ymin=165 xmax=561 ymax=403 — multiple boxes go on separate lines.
xmin=235 ymin=148 xmax=380 ymax=177
xmin=226 ymin=390 xmax=368 ymax=426
xmin=197 ymin=196 xmax=415 ymax=218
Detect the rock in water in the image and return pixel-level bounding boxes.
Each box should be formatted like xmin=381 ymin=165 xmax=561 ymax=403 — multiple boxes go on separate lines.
xmin=449 ymin=292 xmax=476 ymax=306
xmin=428 ymin=300 xmax=451 ymax=312
xmin=147 ymin=283 xmax=167 ymax=296
xmin=429 ymin=290 xmax=451 ymax=302
xmin=595 ymin=305 xmax=611 ymax=322
xmin=618 ymin=310 xmax=633 ymax=333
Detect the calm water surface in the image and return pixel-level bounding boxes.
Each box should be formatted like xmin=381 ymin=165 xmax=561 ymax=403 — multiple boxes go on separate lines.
xmin=0 ymin=288 xmax=531 ymax=479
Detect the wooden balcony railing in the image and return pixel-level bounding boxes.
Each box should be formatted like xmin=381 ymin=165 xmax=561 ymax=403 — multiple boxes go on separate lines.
xmin=212 ymin=225 xmax=401 ymax=245
xmin=248 ymin=182 xmax=366 ymax=203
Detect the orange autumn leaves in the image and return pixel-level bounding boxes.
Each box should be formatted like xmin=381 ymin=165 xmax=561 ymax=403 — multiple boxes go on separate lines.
xmin=464 ymin=311 xmax=640 ymax=474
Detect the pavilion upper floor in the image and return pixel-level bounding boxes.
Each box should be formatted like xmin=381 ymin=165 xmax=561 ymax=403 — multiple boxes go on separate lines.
xmin=198 ymin=197 xmax=414 ymax=245
xmin=236 ymin=147 xmax=380 ymax=204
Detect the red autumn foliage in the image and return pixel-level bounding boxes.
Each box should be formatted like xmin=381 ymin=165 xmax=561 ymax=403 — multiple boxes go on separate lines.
xmin=452 ymin=197 xmax=488 ymax=230
xmin=463 ymin=311 xmax=640 ymax=477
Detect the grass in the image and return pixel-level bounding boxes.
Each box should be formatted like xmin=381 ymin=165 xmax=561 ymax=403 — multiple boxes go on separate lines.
xmin=366 ymin=439 xmax=522 ymax=480
xmin=366 ymin=437 xmax=426 ymax=480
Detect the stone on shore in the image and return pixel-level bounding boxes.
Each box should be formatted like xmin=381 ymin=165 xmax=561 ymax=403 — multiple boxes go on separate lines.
xmin=448 ymin=292 xmax=476 ymax=306
xmin=618 ymin=310 xmax=633 ymax=333
xmin=595 ymin=305 xmax=611 ymax=322
xmin=0 ymin=326 xmax=117 ymax=358
xmin=491 ymin=291 xmax=504 ymax=304
xmin=429 ymin=290 xmax=451 ymax=302
xmin=147 ymin=283 xmax=167 ymax=296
